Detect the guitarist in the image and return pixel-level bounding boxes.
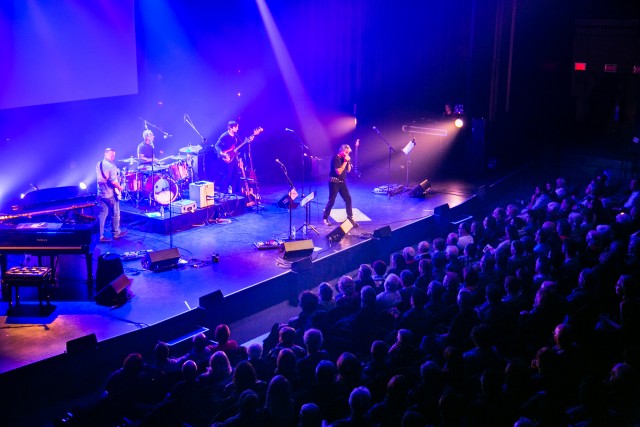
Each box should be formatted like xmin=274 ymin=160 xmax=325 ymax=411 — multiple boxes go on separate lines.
xmin=96 ymin=147 xmax=127 ymax=243
xmin=215 ymin=120 xmax=242 ymax=193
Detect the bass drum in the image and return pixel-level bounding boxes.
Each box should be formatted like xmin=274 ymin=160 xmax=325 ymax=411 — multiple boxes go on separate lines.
xmin=143 ymin=174 xmax=178 ymax=205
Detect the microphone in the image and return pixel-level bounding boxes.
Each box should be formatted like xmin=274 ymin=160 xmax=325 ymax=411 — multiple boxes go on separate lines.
xmin=144 ymin=120 xmax=148 ymax=130
xmin=183 ymin=114 xmax=187 ymax=123
xmin=372 ymin=126 xmax=380 ymax=134
xmin=285 ymin=128 xmax=295 ymax=132
xmin=275 ymin=159 xmax=284 ymax=166
xmin=164 ymin=134 xmax=172 ymax=139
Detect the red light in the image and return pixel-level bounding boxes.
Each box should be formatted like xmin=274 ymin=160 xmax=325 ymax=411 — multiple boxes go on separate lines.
xmin=604 ymin=64 xmax=617 ymax=73
xmin=574 ymin=62 xmax=586 ymax=71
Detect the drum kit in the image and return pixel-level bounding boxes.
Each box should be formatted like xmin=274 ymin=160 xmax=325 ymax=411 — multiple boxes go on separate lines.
xmin=117 ymin=145 xmax=202 ymax=206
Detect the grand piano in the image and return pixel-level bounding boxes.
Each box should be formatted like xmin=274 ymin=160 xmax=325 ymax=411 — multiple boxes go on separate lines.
xmin=0 ymin=186 xmax=98 ymax=280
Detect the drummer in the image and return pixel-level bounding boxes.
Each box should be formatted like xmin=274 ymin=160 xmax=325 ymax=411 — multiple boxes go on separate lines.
xmin=138 ymin=130 xmax=159 ymax=163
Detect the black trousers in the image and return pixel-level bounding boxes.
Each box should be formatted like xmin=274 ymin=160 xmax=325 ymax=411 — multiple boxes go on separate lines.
xmin=323 ymin=181 xmax=353 ymax=220
xmin=218 ymin=159 xmax=240 ymax=193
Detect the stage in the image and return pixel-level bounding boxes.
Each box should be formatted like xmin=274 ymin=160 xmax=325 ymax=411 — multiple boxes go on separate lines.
xmin=0 ymin=173 xmax=492 ymax=368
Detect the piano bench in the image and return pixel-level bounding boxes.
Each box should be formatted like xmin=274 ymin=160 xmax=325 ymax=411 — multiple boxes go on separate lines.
xmin=2 ymin=266 xmax=55 ymax=310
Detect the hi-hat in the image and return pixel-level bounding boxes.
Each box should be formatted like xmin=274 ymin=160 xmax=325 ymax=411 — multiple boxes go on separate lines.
xmin=119 ymin=158 xmax=139 ymax=164
xmin=179 ymin=145 xmax=203 ymax=154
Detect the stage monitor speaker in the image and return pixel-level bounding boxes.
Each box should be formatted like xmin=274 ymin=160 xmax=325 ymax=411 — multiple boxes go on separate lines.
xmin=373 ymin=225 xmax=392 ymax=239
xmin=434 ymin=203 xmax=450 ymax=217
xmin=291 ymin=257 xmax=313 ymax=272
xmin=66 ymin=333 xmax=98 ymax=354
xmin=95 ymin=274 xmax=132 ymax=306
xmin=141 ymin=248 xmax=181 ymax=271
xmin=410 ymin=179 xmax=431 ymax=198
xmin=277 ymin=193 xmax=299 ymax=209
xmin=96 ymin=253 xmax=124 ymax=292
xmin=283 ymin=239 xmax=314 ymax=260
xmin=199 ymin=289 xmax=224 ymax=309
xmin=327 ymin=220 xmax=353 ymax=243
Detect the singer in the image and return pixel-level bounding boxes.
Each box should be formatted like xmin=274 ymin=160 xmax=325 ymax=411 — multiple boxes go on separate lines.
xmin=322 ymin=144 xmax=358 ymax=228
xmin=137 ymin=129 xmax=156 ymax=163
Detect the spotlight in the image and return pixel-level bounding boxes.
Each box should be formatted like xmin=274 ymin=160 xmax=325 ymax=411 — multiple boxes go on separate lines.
xmin=79 ymin=182 xmax=87 ymax=190
xmin=454 ymin=118 xmax=464 ymax=128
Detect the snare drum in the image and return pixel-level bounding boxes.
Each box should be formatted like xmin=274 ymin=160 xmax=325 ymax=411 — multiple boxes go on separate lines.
xmin=122 ymin=172 xmax=143 ymax=192
xmin=143 ymin=174 xmax=178 ymax=205
xmin=168 ymin=160 xmax=189 ymax=181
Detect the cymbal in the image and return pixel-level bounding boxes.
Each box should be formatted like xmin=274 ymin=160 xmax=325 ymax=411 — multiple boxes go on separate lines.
xmin=118 ymin=158 xmax=139 ymax=164
xmin=170 ymin=155 xmax=187 ymax=161
xmin=179 ymin=145 xmax=203 ymax=154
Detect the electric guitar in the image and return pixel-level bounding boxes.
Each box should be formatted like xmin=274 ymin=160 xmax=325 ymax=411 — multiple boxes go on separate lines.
xmin=238 ymin=157 xmax=258 ymax=207
xmin=221 ymin=127 xmax=263 ymax=164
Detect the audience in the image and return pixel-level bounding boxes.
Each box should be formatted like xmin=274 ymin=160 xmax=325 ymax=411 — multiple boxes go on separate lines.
xmin=67 ymin=169 xmax=640 ymax=427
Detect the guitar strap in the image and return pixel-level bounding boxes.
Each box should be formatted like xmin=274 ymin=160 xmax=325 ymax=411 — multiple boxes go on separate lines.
xmin=99 ymin=161 xmax=117 ymax=198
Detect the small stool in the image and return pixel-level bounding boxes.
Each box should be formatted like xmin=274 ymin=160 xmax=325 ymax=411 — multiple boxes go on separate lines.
xmin=2 ymin=266 xmax=54 ymax=310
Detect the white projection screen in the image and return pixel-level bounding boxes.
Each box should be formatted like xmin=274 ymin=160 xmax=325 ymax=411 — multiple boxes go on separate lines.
xmin=0 ymin=1 xmax=137 ymax=110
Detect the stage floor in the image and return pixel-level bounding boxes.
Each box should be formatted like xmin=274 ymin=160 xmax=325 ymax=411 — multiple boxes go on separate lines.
xmin=0 ymin=174 xmax=490 ymax=375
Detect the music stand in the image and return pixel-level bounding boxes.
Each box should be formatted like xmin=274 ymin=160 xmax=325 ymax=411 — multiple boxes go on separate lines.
xmin=402 ymin=137 xmax=416 ymax=188
xmin=297 ymin=191 xmax=319 ymax=236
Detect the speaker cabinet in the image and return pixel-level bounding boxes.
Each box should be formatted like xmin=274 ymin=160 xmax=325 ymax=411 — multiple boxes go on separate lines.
xmin=96 ymin=253 xmax=124 ymax=292
xmin=199 ymin=289 xmax=224 ymax=309
xmin=283 ymin=239 xmax=314 ymax=260
xmin=66 ymin=333 xmax=97 ymax=354
xmin=434 ymin=203 xmax=450 ymax=217
xmin=94 ymin=274 xmax=132 ymax=306
xmin=141 ymin=248 xmax=181 ymax=271
xmin=327 ymin=220 xmax=353 ymax=243
xmin=277 ymin=193 xmax=299 ymax=209
xmin=410 ymin=179 xmax=431 ymax=198
xmin=373 ymin=225 xmax=392 ymax=239
xmin=291 ymin=257 xmax=313 ymax=272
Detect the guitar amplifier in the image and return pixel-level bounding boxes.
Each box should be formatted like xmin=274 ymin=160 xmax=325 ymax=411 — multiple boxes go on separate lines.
xmin=189 ymin=181 xmax=215 ymax=208
xmin=170 ymin=199 xmax=197 ymax=214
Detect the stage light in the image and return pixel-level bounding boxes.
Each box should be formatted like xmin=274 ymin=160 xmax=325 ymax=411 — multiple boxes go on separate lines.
xmin=79 ymin=182 xmax=87 ymax=190
xmin=454 ymin=118 xmax=464 ymax=128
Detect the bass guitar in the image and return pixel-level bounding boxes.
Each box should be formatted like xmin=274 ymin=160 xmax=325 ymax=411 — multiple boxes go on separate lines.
xmin=221 ymin=127 xmax=263 ymax=164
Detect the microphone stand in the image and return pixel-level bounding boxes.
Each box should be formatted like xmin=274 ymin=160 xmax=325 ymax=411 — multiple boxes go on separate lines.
xmin=286 ymin=129 xmax=308 ymax=198
xmin=184 ymin=114 xmax=207 ymax=180
xmin=373 ymin=127 xmax=396 ymax=199
xmin=276 ymin=160 xmax=298 ymax=241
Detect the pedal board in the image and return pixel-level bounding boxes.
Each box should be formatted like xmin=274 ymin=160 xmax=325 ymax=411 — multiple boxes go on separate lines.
xmin=254 ymin=239 xmax=284 ymax=250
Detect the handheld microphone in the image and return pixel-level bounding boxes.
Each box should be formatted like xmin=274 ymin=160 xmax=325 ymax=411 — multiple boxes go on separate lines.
xmin=285 ymin=128 xmax=295 ymax=132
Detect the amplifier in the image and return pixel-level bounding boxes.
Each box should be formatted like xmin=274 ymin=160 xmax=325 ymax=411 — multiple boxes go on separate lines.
xmin=170 ymin=199 xmax=197 ymax=214
xmin=189 ymin=181 xmax=215 ymax=208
